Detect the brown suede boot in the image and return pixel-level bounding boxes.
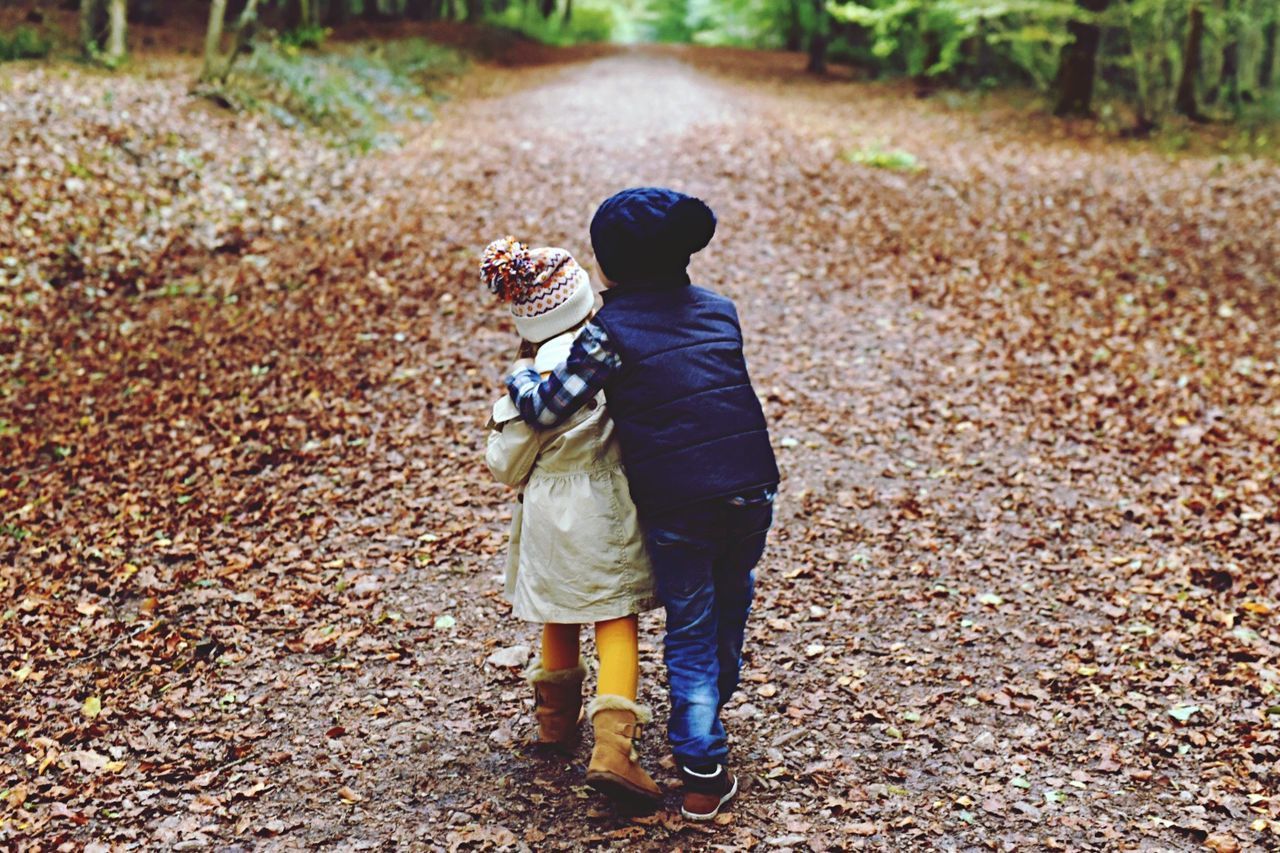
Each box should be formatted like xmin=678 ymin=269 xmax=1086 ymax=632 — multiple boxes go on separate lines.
xmin=585 ymin=695 xmax=663 ymax=804
xmin=525 ymin=658 xmax=587 ymax=753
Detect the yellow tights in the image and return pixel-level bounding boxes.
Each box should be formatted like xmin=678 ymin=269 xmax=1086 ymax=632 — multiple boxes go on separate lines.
xmin=541 ymin=616 xmax=638 ymax=700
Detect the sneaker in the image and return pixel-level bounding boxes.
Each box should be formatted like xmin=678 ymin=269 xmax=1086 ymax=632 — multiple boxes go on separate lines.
xmin=679 ymin=763 xmax=738 ymax=821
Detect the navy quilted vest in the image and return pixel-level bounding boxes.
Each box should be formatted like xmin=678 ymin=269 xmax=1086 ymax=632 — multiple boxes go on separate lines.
xmin=593 ymin=283 xmax=780 ymax=515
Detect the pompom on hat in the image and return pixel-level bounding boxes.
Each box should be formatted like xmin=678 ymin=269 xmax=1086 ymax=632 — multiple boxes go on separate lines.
xmin=590 ymin=187 xmax=717 ymax=286
xmin=481 ymin=237 xmax=595 ymax=343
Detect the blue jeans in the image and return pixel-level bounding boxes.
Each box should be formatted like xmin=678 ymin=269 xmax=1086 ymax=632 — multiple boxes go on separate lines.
xmin=644 ymin=488 xmax=775 ymax=767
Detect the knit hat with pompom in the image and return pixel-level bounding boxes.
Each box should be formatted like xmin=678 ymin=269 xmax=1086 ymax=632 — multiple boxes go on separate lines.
xmin=481 ymin=237 xmax=595 ymax=343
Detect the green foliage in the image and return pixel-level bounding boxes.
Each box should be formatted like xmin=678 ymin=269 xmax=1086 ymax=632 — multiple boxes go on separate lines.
xmin=278 ymin=24 xmax=333 ymax=50
xmin=225 ymin=38 xmax=467 ymax=150
xmin=645 ymin=0 xmax=697 ymax=41
xmin=844 ymin=143 xmax=924 ymax=170
xmin=1111 ymin=0 xmax=1185 ymax=125
xmin=643 ymin=0 xmax=800 ymax=47
xmin=1098 ymin=0 xmax=1280 ymax=125
xmin=91 ymin=45 xmax=128 ymax=71
xmin=827 ymin=0 xmax=1079 ymax=84
xmin=486 ymin=2 xmax=617 ymax=45
xmin=375 ymin=37 xmax=470 ymax=85
xmin=625 ymin=0 xmax=1278 ymax=131
xmin=0 ymin=523 xmax=31 ymax=542
xmin=692 ymin=0 xmax=794 ymax=46
xmin=0 ymin=26 xmax=53 ymax=62
xmin=567 ymin=7 xmax=619 ymax=42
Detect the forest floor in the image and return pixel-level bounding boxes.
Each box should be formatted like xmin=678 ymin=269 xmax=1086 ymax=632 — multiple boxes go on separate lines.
xmin=3 ymin=37 xmax=1279 ymax=852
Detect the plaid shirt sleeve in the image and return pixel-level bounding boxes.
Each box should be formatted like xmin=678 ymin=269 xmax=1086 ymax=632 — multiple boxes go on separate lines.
xmin=505 ymin=321 xmax=621 ymax=427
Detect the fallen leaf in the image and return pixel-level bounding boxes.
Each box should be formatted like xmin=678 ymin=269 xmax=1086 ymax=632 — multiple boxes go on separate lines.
xmin=63 ymin=750 xmax=109 ymax=773
xmin=5 ymin=784 xmax=28 ymax=808
xmin=1204 ymin=833 xmax=1240 ymax=853
xmin=486 ymin=644 xmax=530 ymax=668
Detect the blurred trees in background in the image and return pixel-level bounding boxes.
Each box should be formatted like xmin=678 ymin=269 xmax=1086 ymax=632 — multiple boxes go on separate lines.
xmin=200 ymin=0 xmax=261 ymax=82
xmin=1055 ymin=0 xmax=1110 ymax=116
xmin=77 ymin=0 xmax=125 ymax=62
xmin=644 ymin=0 xmax=1280 ymax=126
xmin=15 ymin=0 xmax=1280 ymax=129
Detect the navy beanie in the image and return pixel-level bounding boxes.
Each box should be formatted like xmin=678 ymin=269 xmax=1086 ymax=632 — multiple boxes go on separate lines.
xmin=590 ymin=187 xmax=717 ymax=285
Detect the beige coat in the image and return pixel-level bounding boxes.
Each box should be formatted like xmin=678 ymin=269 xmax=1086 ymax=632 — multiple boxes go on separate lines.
xmin=485 ymin=392 xmax=656 ymax=624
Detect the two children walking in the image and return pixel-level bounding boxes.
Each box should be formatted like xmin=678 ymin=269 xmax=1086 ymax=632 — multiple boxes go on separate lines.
xmin=482 ymin=188 xmax=780 ymax=820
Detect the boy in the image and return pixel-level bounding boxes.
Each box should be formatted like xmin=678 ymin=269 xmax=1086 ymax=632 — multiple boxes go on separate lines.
xmin=506 ymin=187 xmax=780 ymax=821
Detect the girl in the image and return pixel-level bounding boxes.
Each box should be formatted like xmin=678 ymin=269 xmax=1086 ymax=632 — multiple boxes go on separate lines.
xmin=481 ymin=237 xmax=662 ymax=805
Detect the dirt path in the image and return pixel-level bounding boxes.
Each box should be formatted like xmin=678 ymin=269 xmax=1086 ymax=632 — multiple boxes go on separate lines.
xmin=4 ymin=47 xmax=1277 ymax=851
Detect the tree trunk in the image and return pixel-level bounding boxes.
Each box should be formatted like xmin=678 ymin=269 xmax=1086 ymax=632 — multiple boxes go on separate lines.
xmin=1232 ymin=0 xmax=1266 ymax=101
xmin=1262 ymin=19 xmax=1278 ymax=87
xmin=915 ymin=27 xmax=942 ymax=92
xmin=1053 ymin=0 xmax=1110 ymax=116
xmin=226 ymin=0 xmax=262 ymax=75
xmin=784 ymin=0 xmax=803 ymax=52
xmin=1176 ymin=2 xmax=1207 ymax=119
xmin=468 ymin=0 xmax=488 ymax=22
xmin=806 ymin=0 xmax=828 ymax=74
xmin=129 ymin=0 xmax=163 ymax=25
xmin=286 ymin=0 xmax=316 ymax=27
xmin=562 ymin=0 xmax=571 ymax=25
xmin=325 ymin=0 xmax=349 ymax=25
xmin=538 ymin=0 xmax=554 ymax=18
xmin=202 ymin=0 xmax=228 ymax=81
xmin=79 ymin=0 xmax=101 ymax=56
xmin=1220 ymin=31 xmax=1240 ymax=106
xmin=105 ymin=0 xmax=126 ymax=61
xmin=961 ymin=32 xmax=983 ymax=86
xmin=200 ymin=0 xmax=260 ymax=84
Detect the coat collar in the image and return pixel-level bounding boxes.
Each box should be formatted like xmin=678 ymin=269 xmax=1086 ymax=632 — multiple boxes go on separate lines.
xmin=601 ymin=275 xmax=691 ymax=303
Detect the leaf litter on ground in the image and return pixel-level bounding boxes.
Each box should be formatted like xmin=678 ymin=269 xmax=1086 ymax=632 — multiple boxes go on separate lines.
xmin=2 ymin=39 xmax=1278 ymax=850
